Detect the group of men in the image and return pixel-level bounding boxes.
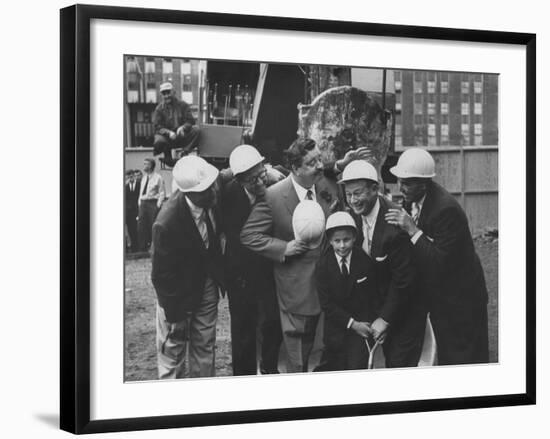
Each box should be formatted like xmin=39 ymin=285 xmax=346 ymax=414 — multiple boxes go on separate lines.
xmin=125 ymin=158 xmax=166 ymax=253
xmin=149 ymin=137 xmax=490 ymax=379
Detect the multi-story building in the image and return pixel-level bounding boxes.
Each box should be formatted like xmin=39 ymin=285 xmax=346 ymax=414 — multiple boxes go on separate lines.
xmin=393 ymin=70 xmax=498 ymax=148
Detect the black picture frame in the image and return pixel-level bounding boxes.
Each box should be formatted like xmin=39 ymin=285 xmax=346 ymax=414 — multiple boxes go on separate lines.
xmin=60 ymin=4 xmax=536 ymax=434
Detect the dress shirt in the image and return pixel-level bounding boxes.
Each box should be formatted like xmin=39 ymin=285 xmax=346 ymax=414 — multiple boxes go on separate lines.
xmin=290 ymin=175 xmax=317 ymax=202
xmin=410 ymin=194 xmax=427 ymax=245
xmin=361 ymin=198 xmax=380 ymax=256
xmin=336 ymin=251 xmax=352 ymax=275
xmin=185 ymin=197 xmax=217 ymax=249
xmin=139 ymin=172 xmax=166 ymax=205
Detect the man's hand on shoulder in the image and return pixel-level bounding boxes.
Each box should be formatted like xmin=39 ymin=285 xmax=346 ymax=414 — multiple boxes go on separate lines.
xmin=284 ymin=239 xmax=309 ymax=257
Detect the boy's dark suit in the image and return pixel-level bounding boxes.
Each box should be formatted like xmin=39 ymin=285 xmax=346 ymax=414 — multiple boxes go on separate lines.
xmin=316 ymin=246 xmax=378 ymax=370
xmin=221 ymin=178 xmax=282 ymax=375
xmin=351 ymin=196 xmax=426 ymax=367
xmin=411 ymin=181 xmax=489 ymax=365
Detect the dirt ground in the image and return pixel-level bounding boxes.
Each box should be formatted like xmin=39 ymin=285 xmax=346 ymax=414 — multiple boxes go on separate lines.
xmin=124 ymin=238 xmax=498 ymax=381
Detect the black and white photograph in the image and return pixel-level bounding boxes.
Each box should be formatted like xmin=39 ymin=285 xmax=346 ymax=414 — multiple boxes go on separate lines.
xmin=123 ymin=56 xmax=499 ymax=381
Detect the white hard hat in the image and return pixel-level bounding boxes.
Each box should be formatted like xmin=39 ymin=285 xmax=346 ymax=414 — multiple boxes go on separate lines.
xmin=159 ymin=82 xmax=173 ymax=92
xmin=292 ymin=200 xmax=326 ymax=249
xmin=339 ymin=160 xmax=378 ymax=184
xmin=325 ymin=211 xmax=357 ymax=234
xmin=229 ymin=144 xmax=265 ymax=176
xmin=172 ymin=156 xmax=219 ymax=193
xmin=390 ymin=148 xmax=436 ymax=179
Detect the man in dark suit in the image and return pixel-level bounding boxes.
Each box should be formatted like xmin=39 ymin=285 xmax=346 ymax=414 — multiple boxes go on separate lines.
xmin=340 ymin=160 xmax=426 ymax=367
xmin=386 ymin=148 xmax=489 ymax=365
xmin=125 ymin=169 xmax=140 ymax=252
xmin=151 ymin=156 xmax=224 ymax=379
xmin=241 ymin=138 xmax=339 ymax=373
xmin=221 ymin=144 xmax=283 ymax=375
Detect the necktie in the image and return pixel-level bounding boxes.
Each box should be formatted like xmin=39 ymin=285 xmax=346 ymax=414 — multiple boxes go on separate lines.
xmin=141 ymin=175 xmax=149 ymax=196
xmin=306 ymin=189 xmax=313 ymax=200
xmin=363 ymin=220 xmax=372 ymax=256
xmin=411 ymin=202 xmax=420 ymax=224
xmin=340 ymin=258 xmax=349 ymax=277
xmin=203 ymin=209 xmax=220 ymax=255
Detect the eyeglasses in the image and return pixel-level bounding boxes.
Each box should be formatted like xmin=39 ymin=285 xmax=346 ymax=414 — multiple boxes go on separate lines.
xmin=161 ymin=91 xmax=171 ymax=96
xmin=242 ymin=169 xmax=267 ymax=185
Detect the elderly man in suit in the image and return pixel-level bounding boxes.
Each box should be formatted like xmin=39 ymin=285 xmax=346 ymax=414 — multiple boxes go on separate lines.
xmin=385 ymin=148 xmax=489 ymax=365
xmin=240 ymin=138 xmax=339 ymax=373
xmin=125 ymin=169 xmax=141 ymax=252
xmin=221 ymin=144 xmax=283 ymax=375
xmin=340 ymin=160 xmax=426 ymax=368
xmin=151 ymin=156 xmax=224 ymax=379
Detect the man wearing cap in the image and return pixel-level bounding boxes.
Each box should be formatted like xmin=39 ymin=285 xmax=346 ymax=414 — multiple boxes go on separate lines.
xmin=138 ymin=158 xmax=165 ymax=252
xmin=240 ymin=137 xmax=339 ymax=373
xmin=151 ymin=156 xmax=224 ymax=378
xmin=221 ymin=144 xmax=283 ymax=375
xmin=386 ymin=148 xmax=489 ymax=365
xmin=340 ymin=160 xmax=426 ymax=368
xmin=152 ymin=82 xmax=201 ymax=168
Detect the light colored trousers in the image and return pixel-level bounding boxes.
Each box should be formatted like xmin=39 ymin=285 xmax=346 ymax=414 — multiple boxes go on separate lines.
xmin=280 ymin=309 xmax=320 ymax=373
xmin=156 ymin=277 xmax=218 ymax=379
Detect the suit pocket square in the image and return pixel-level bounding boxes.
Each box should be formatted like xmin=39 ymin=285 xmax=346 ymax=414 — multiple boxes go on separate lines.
xmin=375 ymin=255 xmax=388 ymax=262
xmin=356 ymin=277 xmax=367 ymax=283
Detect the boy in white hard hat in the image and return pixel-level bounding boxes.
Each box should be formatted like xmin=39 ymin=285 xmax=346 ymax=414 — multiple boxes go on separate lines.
xmin=339 ymin=160 xmax=426 ymax=367
xmin=152 ymin=81 xmax=201 ymax=168
xmin=386 ymin=148 xmax=489 ymax=365
xmin=220 ymin=144 xmax=283 ymax=375
xmin=151 ymin=156 xmax=225 ymax=379
xmin=241 ymin=137 xmax=340 ymax=373
xmin=316 ymin=212 xmax=378 ymax=370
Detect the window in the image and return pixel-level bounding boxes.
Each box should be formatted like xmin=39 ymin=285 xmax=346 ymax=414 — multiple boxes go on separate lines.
xmin=395 ymin=80 xmax=402 ymax=91
xmin=414 ymin=103 xmax=423 ymax=114
xmin=428 ymin=81 xmax=435 ymax=93
xmin=145 ymin=58 xmax=155 ymax=74
xmin=462 ymin=103 xmax=470 ymax=114
xmin=474 ymin=81 xmax=483 ymax=93
xmin=474 ymin=123 xmax=483 ymax=135
xmin=441 ymin=103 xmax=449 ymax=114
xmin=440 ymin=72 xmax=449 ymax=81
xmin=428 ymin=124 xmax=436 ymax=136
xmin=440 ymin=94 xmax=448 ymax=103
xmin=462 ymin=114 xmax=470 ymax=124
xmin=394 ymin=70 xmax=401 ymax=81
xmin=395 ymin=124 xmax=402 ymax=136
xmin=181 ymin=60 xmax=191 ymax=75
xmin=461 ymin=81 xmax=470 ymax=94
xmin=475 ymin=93 xmax=482 ymax=103
xmin=441 ymin=115 xmax=449 ymax=125
xmin=414 ymin=114 xmax=423 ymax=125
xmin=428 ymin=103 xmax=436 ymax=115
xmin=474 ymin=103 xmax=483 ymax=115
xmin=415 ymin=93 xmax=423 ymax=104
xmin=414 ymin=81 xmax=423 ymax=93
xmin=396 ymin=102 xmax=402 ymax=111
xmin=441 ymin=124 xmax=449 ymax=136
xmin=441 ymin=81 xmax=449 ymax=94
xmin=414 ymin=71 xmax=424 ymax=81
xmin=474 ymin=135 xmax=483 ymax=146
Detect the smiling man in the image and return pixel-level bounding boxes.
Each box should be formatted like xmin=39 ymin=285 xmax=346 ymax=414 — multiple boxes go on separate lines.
xmin=386 ymin=148 xmax=489 ymax=365
xmin=339 ymin=160 xmax=426 ymax=368
xmin=240 ymin=138 xmax=339 ymax=373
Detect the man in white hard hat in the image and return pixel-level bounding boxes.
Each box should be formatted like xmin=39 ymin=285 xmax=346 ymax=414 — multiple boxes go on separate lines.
xmin=220 ymin=144 xmax=283 ymax=375
xmin=340 ymin=160 xmax=426 ymax=367
xmin=386 ymin=148 xmax=489 ymax=365
xmin=240 ymin=137 xmax=340 ymax=373
xmin=151 ymin=156 xmax=224 ymax=378
xmin=152 ymin=81 xmax=201 ymax=168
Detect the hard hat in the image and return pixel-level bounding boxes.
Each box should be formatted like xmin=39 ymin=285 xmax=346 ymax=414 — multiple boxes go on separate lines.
xmin=159 ymin=82 xmax=173 ymax=92
xmin=229 ymin=144 xmax=265 ymax=176
xmin=292 ymin=200 xmax=326 ymax=249
xmin=172 ymin=156 xmax=219 ymax=193
xmin=339 ymin=160 xmax=378 ymax=184
xmin=390 ymin=148 xmax=436 ymax=179
xmin=325 ymin=211 xmax=357 ymax=234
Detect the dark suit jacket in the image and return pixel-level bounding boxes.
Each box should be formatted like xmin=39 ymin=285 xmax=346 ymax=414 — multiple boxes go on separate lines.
xmin=151 ymin=190 xmax=224 ymax=323
xmin=125 ymin=180 xmax=140 ymax=216
xmin=351 ymin=195 xmax=416 ymax=325
xmin=240 ymin=175 xmax=339 ymax=315
xmin=220 ymin=178 xmax=273 ymax=290
xmin=316 ymin=247 xmax=378 ymax=348
xmin=412 ymin=182 xmax=488 ymax=363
